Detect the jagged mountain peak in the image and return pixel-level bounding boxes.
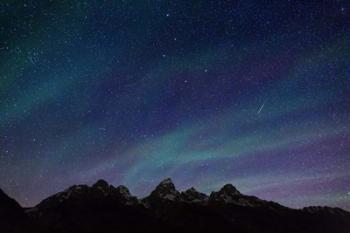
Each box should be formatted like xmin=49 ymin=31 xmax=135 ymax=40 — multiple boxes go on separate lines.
xmin=187 ymin=187 xmax=196 ymax=192
xmin=208 ymin=184 xmax=285 ymax=209
xmin=37 ymin=180 xmax=139 ymax=208
xmin=92 ymin=179 xmax=109 ymax=189
xmin=114 ymin=185 xmax=138 ymax=205
xmin=209 ymin=183 xmax=244 ymax=204
xmin=153 ymin=178 xmax=178 ymax=194
xmin=219 ymin=184 xmax=241 ymax=195
xmin=92 ymin=179 xmax=112 ymax=195
xmin=184 ymin=187 xmax=199 ymax=194
xmin=180 ymin=187 xmax=208 ymax=203
xmin=157 ymin=178 xmax=175 ymax=187
xmin=143 ymin=178 xmax=180 ymax=203
xmin=115 ymin=185 xmax=131 ymax=195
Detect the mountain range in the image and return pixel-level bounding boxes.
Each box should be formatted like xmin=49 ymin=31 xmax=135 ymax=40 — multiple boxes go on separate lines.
xmin=1 ymin=178 xmax=349 ymax=233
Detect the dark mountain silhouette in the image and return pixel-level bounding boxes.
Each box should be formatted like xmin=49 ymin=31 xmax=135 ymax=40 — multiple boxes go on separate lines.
xmin=0 ymin=188 xmax=34 ymax=233
xmin=1 ymin=179 xmax=349 ymax=233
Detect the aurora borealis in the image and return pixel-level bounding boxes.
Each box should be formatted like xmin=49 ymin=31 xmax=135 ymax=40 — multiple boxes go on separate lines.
xmin=0 ymin=1 xmax=349 ymax=210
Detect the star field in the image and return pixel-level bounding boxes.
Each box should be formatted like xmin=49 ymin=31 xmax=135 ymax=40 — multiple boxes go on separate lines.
xmin=0 ymin=1 xmax=349 ymax=209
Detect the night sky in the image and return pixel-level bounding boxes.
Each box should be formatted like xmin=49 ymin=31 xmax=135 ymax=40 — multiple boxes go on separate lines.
xmin=0 ymin=1 xmax=349 ymax=210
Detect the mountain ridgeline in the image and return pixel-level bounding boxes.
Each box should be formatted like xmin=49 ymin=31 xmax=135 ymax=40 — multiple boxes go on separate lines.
xmin=1 ymin=178 xmax=349 ymax=233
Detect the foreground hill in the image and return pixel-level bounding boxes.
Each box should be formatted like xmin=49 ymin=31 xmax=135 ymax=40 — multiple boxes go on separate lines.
xmin=0 ymin=189 xmax=35 ymax=233
xmin=1 ymin=178 xmax=349 ymax=233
